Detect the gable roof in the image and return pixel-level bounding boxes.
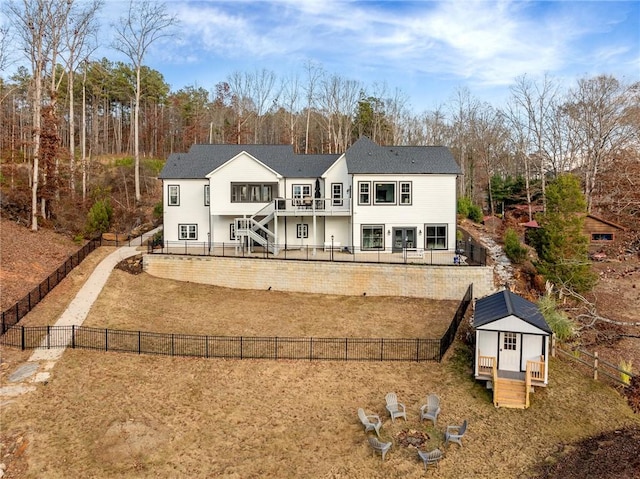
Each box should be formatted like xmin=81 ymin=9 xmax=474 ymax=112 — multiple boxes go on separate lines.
xmin=345 ymin=137 xmax=461 ymax=175
xmin=159 ymin=144 xmax=339 ymax=179
xmin=158 ymin=138 xmax=460 ymax=179
xmin=473 ymin=290 xmax=552 ymax=334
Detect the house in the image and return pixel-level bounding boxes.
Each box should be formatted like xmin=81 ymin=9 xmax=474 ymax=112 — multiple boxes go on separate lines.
xmin=583 ymin=213 xmax=626 ymax=244
xmin=473 ymin=289 xmax=552 ymax=409
xmin=158 ymin=136 xmax=462 ymax=259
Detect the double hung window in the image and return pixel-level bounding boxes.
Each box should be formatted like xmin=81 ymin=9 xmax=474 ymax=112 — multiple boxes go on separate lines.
xmin=332 ymin=183 xmax=343 ymax=206
xmin=168 ymin=185 xmax=180 ymax=206
xmin=358 ymin=182 xmax=371 ymax=205
xmin=178 ymin=224 xmax=197 ymax=240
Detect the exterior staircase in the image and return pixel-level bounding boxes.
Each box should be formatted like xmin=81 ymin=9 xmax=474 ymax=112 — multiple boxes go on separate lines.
xmin=493 ymin=377 xmax=528 ymax=409
xmin=235 ymin=203 xmax=277 ymax=254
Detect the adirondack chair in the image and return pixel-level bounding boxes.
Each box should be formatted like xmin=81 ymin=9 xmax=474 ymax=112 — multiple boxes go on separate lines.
xmin=385 ymin=392 xmax=407 ymax=422
xmin=418 ymin=448 xmax=443 ymax=470
xmin=419 ymin=394 xmax=441 ymax=426
xmin=358 ymin=408 xmax=382 ymax=437
xmin=368 ymin=436 xmax=392 ymax=462
xmin=445 ymin=419 xmax=468 ymax=447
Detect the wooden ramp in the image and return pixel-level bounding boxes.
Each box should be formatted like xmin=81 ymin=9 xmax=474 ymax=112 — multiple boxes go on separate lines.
xmin=494 ymin=378 xmax=528 ymax=409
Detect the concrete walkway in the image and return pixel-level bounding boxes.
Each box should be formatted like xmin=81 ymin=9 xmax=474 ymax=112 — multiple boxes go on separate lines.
xmin=0 ymin=228 xmax=160 ymax=404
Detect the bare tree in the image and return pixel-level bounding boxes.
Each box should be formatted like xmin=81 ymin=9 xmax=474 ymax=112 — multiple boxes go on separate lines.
xmin=112 ymin=0 xmax=177 ymax=203
xmin=62 ymin=0 xmax=102 ymax=198
xmin=302 ymin=60 xmax=323 ymax=153
xmin=279 ymin=73 xmax=301 ymax=148
xmin=563 ymin=75 xmax=634 ymax=212
xmin=318 ymin=74 xmax=361 ymax=153
xmin=6 ymin=0 xmax=60 ymax=230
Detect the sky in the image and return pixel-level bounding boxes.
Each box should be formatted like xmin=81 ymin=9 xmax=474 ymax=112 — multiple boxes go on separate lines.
xmin=4 ymin=0 xmax=640 ymax=112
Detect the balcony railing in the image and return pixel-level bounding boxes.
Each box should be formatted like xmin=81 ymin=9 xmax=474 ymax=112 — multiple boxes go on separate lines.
xmin=273 ymin=197 xmax=351 ymax=216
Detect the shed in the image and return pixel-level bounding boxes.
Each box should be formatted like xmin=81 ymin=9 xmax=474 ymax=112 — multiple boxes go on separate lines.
xmin=473 ymin=290 xmax=552 ymax=408
xmin=584 ymin=214 xmax=626 ymax=244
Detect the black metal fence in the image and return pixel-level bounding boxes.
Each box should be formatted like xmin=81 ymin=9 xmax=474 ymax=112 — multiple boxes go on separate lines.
xmin=149 ymin=240 xmax=487 ymax=266
xmin=1 ymin=238 xmax=102 ymax=335
xmin=0 ymin=285 xmax=473 ymax=362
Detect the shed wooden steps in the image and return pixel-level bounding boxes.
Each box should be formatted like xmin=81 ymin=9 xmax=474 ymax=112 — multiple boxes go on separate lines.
xmin=494 ymin=378 xmax=527 ymax=409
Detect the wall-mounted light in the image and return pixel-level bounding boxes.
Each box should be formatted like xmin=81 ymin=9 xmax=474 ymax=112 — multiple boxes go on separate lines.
xmin=387 ymin=230 xmax=391 ymax=235
xmin=418 ymin=229 xmax=422 ymax=235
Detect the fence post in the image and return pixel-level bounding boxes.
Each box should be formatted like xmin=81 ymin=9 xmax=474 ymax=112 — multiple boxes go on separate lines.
xmin=309 ymin=337 xmax=313 ymax=361
xmin=47 ymin=325 xmax=50 ymax=349
xmin=138 ymin=331 xmax=141 ymax=354
xmin=240 ymin=336 xmax=243 ymax=359
xmin=416 ymin=339 xmax=419 ymax=362
xmin=105 ymin=328 xmax=108 ymax=351
xmin=72 ymin=325 xmax=75 ymax=349
xmin=21 ymin=325 xmax=25 ymax=350
xmin=594 ymin=351 xmax=599 ymax=381
xmin=345 ymin=337 xmax=348 ymax=360
xmin=274 ymin=337 xmax=278 ymax=360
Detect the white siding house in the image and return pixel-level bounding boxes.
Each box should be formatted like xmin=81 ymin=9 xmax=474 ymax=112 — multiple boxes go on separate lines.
xmin=158 ymin=137 xmax=462 ymax=258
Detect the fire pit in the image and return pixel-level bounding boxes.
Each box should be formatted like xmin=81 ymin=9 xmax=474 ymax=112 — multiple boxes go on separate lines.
xmin=395 ymin=429 xmax=429 ymax=448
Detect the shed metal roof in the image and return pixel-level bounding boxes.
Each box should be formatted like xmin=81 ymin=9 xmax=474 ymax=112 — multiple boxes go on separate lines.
xmin=473 ymin=290 xmax=552 ymax=334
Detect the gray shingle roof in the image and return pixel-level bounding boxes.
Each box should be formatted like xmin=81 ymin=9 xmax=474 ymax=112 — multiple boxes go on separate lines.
xmin=345 ymin=137 xmax=461 ymax=175
xmin=159 ymin=144 xmax=339 ymax=179
xmin=473 ymin=290 xmax=552 ymax=334
xmin=158 ymin=138 xmax=461 ymax=179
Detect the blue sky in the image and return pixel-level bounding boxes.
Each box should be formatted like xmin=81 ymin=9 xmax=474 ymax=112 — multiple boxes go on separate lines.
xmin=6 ymin=0 xmax=640 ymax=111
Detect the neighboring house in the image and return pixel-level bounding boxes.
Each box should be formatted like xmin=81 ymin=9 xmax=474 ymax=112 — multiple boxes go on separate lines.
xmin=158 ymin=136 xmax=462 ymax=257
xmin=473 ymin=289 xmax=552 ymax=409
xmin=583 ymin=213 xmax=626 ymax=244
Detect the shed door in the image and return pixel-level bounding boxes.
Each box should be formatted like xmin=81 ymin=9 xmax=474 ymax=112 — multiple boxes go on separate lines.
xmin=499 ymin=332 xmax=520 ymax=372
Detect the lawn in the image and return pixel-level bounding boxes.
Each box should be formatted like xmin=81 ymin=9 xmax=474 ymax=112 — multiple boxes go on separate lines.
xmin=1 ymin=249 xmax=638 ymax=478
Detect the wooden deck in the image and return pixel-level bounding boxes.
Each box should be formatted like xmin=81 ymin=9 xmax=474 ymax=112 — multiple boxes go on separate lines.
xmin=477 ymin=356 xmax=546 ymax=409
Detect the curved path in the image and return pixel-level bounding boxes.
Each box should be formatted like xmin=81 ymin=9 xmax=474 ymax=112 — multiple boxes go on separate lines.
xmin=0 ymin=229 xmax=160 ymax=404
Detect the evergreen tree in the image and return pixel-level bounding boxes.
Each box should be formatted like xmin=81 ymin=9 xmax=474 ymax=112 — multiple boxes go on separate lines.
xmin=532 ymin=174 xmax=596 ymax=292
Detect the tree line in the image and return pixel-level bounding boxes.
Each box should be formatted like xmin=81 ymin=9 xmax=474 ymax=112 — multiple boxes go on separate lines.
xmin=1 ymin=0 xmax=638 ymax=234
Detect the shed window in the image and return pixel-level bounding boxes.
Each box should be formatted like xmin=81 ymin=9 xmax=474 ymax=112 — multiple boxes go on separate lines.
xmin=503 ymin=332 xmax=517 ymax=351
xmin=591 ymin=233 xmax=613 ymax=241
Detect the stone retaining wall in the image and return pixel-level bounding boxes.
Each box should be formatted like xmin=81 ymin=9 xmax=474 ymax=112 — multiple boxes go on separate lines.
xmin=143 ymin=255 xmax=495 ymax=300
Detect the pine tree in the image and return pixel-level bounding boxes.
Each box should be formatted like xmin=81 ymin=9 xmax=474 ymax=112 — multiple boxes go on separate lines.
xmin=532 ymin=174 xmax=597 ymax=292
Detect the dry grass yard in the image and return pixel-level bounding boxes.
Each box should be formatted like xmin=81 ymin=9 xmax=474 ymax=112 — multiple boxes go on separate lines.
xmin=1 ymin=249 xmax=639 ymax=479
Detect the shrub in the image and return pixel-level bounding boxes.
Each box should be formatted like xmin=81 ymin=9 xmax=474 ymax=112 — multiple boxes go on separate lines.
xmin=85 ymin=199 xmax=113 ymax=237
xmin=153 ymin=201 xmax=163 ymax=220
xmin=504 ymin=228 xmax=528 ymax=263
xmin=457 ymin=196 xmax=483 ymax=223
xmin=620 ymin=360 xmax=633 ymax=386
xmin=537 ymin=294 xmax=574 ymax=341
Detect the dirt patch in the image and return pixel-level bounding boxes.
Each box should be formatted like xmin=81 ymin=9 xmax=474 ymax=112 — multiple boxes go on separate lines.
xmin=94 ymin=419 xmax=170 ymax=470
xmin=0 ymin=218 xmax=81 ymax=310
xmin=395 ymin=429 xmax=429 ymax=448
xmin=532 ymin=426 xmax=640 ymax=479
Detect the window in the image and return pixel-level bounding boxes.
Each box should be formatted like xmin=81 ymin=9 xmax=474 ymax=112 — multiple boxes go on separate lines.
xmin=204 ymin=185 xmax=210 ymax=206
xmin=503 ymin=332 xmax=517 ymax=351
xmin=231 ymin=183 xmax=277 ymax=203
xmin=178 ymin=224 xmax=197 ymax=240
xmin=591 ymin=233 xmax=613 ymax=241
xmin=332 ymin=183 xmax=343 ymax=206
xmin=362 ymin=225 xmax=384 ymax=250
xmin=374 ymin=182 xmax=396 ymax=204
xmin=168 ymin=185 xmax=180 ymax=206
xmin=292 ymin=184 xmax=312 ymax=206
xmin=230 ymin=223 xmax=236 ymax=240
xmin=296 ymin=224 xmax=308 ymax=238
xmin=425 ymin=225 xmax=447 ymax=249
xmin=399 ymin=181 xmax=412 ymax=205
xmin=358 ymin=182 xmax=371 ymax=205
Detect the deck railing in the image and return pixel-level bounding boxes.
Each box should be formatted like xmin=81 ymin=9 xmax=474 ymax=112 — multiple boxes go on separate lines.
xmin=478 ymin=355 xmax=495 ymax=377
